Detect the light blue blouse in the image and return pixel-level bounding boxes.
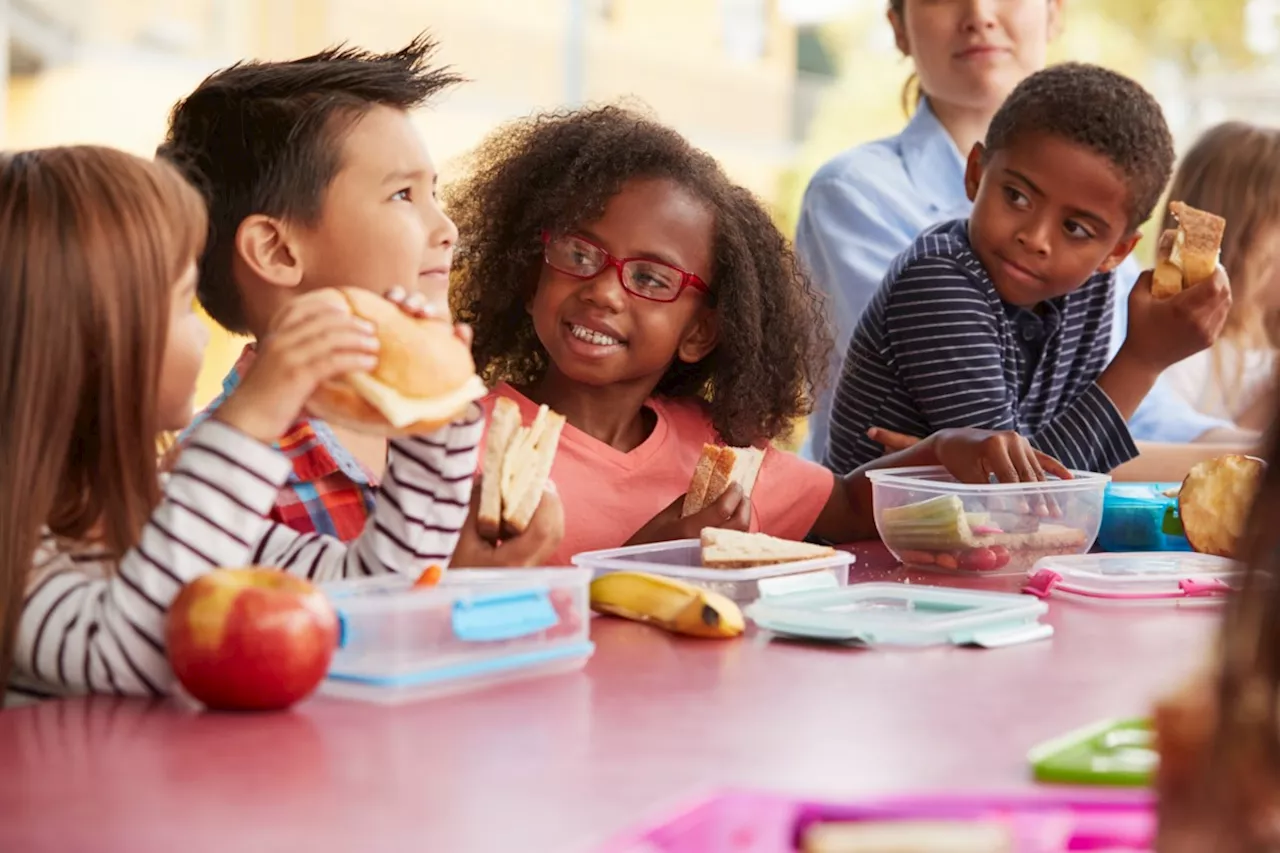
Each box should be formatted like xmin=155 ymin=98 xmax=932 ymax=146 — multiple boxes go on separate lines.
xmin=795 ymin=100 xmax=1229 ymax=460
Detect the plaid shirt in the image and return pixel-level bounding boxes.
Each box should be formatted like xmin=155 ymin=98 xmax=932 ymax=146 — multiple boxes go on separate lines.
xmin=184 ymin=345 xmax=377 ymax=541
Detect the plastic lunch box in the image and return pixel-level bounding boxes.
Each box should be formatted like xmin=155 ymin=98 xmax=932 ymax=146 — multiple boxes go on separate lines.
xmin=1029 ymin=718 xmax=1156 ymax=787
xmin=1024 ymin=552 xmax=1240 ymax=607
xmin=1097 ymin=482 xmax=1191 ymax=552
xmin=745 ymin=583 xmax=1052 ymax=649
xmin=572 ymin=539 xmax=853 ymax=604
xmin=867 ymin=466 xmax=1109 ymax=577
xmin=319 ymin=568 xmax=594 ymax=704
xmin=594 ymin=788 xmax=1155 ymax=852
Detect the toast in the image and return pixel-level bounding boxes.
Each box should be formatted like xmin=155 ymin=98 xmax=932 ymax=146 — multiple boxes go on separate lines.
xmin=1152 ymin=201 xmax=1226 ymax=300
xmin=476 ymin=398 xmax=566 ymax=540
xmin=700 ymin=528 xmax=837 ymax=569
xmin=681 ymin=444 xmax=765 ymax=517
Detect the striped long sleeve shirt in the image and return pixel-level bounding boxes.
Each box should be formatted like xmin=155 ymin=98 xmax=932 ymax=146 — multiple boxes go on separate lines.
xmin=7 ymin=410 xmax=482 ymax=706
xmin=825 ymin=219 xmax=1139 ymax=476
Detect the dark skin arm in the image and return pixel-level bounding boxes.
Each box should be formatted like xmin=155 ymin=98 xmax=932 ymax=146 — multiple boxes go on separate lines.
xmin=809 ymin=429 xmax=1071 ymax=543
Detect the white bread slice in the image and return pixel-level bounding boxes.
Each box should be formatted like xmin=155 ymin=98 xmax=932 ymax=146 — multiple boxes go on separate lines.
xmin=1152 ymin=203 xmax=1226 ymax=300
xmin=681 ymin=445 xmax=765 ymax=517
xmin=802 ymin=820 xmax=1013 ymax=853
xmin=681 ymin=444 xmax=723 ymax=517
xmin=700 ymin=527 xmax=837 ymax=569
xmin=503 ymin=407 xmax=566 ymax=533
xmin=478 ymin=398 xmax=521 ymax=540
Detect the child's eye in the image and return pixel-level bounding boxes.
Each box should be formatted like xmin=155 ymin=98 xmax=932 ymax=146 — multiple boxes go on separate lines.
xmin=1002 ymin=186 xmax=1030 ymax=209
xmin=391 ymin=187 xmax=412 ymax=202
xmin=1064 ymin=220 xmax=1094 ymax=240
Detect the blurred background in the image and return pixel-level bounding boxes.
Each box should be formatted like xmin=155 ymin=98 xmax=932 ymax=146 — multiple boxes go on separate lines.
xmin=3 ymin=0 xmax=1277 ymax=406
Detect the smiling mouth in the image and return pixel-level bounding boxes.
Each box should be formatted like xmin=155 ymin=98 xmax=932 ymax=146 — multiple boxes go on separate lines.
xmin=567 ymin=323 xmax=625 ymax=347
xmin=956 ymin=46 xmax=1008 ymax=59
xmin=999 ymin=255 xmax=1043 ymax=283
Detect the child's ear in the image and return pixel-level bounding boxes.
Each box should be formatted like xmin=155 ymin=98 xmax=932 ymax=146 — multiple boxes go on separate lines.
xmin=964 ymin=144 xmax=986 ymax=203
xmin=677 ymin=308 xmax=718 ymax=364
xmin=235 ymin=215 xmax=304 ymax=289
xmin=1097 ymin=230 xmax=1143 ymax=274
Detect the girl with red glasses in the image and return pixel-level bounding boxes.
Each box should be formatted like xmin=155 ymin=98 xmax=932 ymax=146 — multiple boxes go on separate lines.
xmin=448 ymin=106 xmax=1066 ymax=563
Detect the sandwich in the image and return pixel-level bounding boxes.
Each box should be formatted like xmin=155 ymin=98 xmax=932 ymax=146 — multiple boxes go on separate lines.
xmin=477 ymin=398 xmax=566 ymax=540
xmin=700 ymin=527 xmax=836 ymax=569
xmin=681 ymin=444 xmax=765 ymax=517
xmin=1152 ymin=201 xmax=1226 ymax=300
xmin=802 ymin=820 xmax=1013 ymax=853
xmin=305 ymin=288 xmax=489 ymax=436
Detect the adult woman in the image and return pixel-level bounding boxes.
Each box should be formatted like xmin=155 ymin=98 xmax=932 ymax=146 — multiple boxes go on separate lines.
xmin=797 ymin=0 xmax=1251 ymax=472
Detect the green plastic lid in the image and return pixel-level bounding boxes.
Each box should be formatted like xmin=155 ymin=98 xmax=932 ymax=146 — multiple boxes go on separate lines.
xmin=1028 ymin=717 xmax=1155 ymax=787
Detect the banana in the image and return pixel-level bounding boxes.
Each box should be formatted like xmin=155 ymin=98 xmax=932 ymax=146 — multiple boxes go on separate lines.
xmin=589 ymin=571 xmax=745 ymax=639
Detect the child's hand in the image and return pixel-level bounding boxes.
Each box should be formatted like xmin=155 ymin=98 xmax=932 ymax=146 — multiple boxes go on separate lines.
xmin=1123 ymin=267 xmax=1232 ymax=373
xmin=383 ymin=287 xmax=473 ymax=349
xmin=932 ymin=428 xmax=1071 ymax=484
xmin=214 ymin=289 xmax=379 ymax=444
xmin=867 ymin=426 xmax=922 ymax=454
xmin=450 ymin=477 xmax=565 ymax=567
xmin=625 ymin=483 xmax=751 ymax=547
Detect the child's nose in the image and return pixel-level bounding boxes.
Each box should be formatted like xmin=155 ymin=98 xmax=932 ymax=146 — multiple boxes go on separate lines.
xmin=579 ymin=265 xmax=628 ymax=310
xmin=1015 ymin=218 xmax=1052 ymax=256
xmin=424 ymin=204 xmax=458 ymax=247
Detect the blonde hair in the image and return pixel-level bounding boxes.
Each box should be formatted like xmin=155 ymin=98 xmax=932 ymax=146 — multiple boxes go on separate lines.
xmin=0 ymin=147 xmax=207 ymax=691
xmin=1162 ymin=122 xmax=1280 ymax=413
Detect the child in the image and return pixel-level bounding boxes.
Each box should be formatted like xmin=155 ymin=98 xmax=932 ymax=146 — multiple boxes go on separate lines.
xmin=158 ymin=35 xmax=561 ymax=560
xmin=824 ymin=63 xmax=1233 ymax=477
xmin=0 ymin=147 xmax=483 ymax=706
xmin=1162 ymin=122 xmax=1280 ymax=431
xmin=447 ymin=105 xmax=1070 ymax=565
xmin=1153 ymin=444 xmax=1280 ymax=849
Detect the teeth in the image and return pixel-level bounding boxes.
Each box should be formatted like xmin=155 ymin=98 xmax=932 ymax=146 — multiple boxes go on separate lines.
xmin=569 ymin=324 xmax=622 ymax=347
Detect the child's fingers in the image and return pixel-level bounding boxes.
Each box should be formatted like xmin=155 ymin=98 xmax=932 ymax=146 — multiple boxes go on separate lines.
xmin=1011 ymin=441 xmax=1055 ymax=517
xmin=273 ymin=311 xmax=379 ymax=354
xmin=270 ymin=289 xmax=351 ymax=333
xmin=981 ymin=441 xmax=1020 ymax=484
xmin=868 ymin=426 xmax=921 ymax=452
xmin=1034 ymin=450 xmax=1072 ymax=481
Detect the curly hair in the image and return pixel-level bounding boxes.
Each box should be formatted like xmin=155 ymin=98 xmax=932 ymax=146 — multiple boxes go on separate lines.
xmin=158 ymin=34 xmax=463 ymax=334
xmin=984 ymin=62 xmax=1175 ymax=229
xmin=446 ymin=105 xmax=831 ymax=447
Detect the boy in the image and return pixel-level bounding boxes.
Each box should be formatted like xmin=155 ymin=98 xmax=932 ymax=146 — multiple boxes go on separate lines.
xmin=160 ymin=36 xmax=561 ymax=564
xmin=825 ymin=63 xmax=1232 ymax=476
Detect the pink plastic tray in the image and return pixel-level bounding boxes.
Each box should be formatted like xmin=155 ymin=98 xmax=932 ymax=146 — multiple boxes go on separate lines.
xmin=595 ymin=788 xmax=1154 ymax=852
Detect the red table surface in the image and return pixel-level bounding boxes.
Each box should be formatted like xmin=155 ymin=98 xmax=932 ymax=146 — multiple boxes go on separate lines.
xmin=0 ymin=544 xmax=1218 ymax=853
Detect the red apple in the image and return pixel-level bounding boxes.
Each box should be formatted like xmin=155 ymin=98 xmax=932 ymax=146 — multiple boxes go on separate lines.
xmin=165 ymin=567 xmax=339 ymax=711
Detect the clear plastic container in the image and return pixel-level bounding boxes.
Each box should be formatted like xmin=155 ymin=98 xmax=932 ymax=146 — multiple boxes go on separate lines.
xmin=572 ymin=539 xmax=852 ymax=604
xmin=1097 ymin=482 xmax=1191 ymax=552
xmin=1025 ymin=552 xmax=1240 ymax=606
xmin=745 ymin=583 xmax=1051 ymax=648
xmin=319 ymin=568 xmax=594 ymax=704
xmin=867 ymin=466 xmax=1109 ymax=576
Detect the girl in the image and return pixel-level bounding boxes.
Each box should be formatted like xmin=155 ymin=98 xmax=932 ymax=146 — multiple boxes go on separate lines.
xmin=0 ymin=146 xmax=492 ymax=706
xmin=1162 ymin=122 xmax=1280 ymax=431
xmin=448 ymin=106 xmax=1066 ymax=565
xmin=796 ymin=0 xmax=1254 ymax=469
xmin=1154 ymin=427 xmax=1280 ymax=850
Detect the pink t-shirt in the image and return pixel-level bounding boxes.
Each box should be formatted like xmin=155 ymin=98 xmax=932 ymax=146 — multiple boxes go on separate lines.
xmin=479 ymin=383 xmax=835 ymax=565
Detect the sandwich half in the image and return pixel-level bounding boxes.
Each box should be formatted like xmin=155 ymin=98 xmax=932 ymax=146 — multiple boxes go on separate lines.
xmin=1152 ymin=201 xmax=1226 ymax=300
xmin=477 ymin=398 xmax=566 ymax=540
xmin=700 ymin=527 xmax=836 ymax=569
xmin=681 ymin=444 xmax=765 ymax=517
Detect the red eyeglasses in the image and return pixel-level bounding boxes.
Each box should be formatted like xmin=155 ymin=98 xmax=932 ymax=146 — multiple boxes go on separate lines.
xmin=541 ymin=231 xmax=710 ymax=303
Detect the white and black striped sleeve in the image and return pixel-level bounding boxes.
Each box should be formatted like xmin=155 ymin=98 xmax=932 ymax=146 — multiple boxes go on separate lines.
xmin=247 ymin=403 xmax=484 ymax=582
xmin=15 ymin=418 xmax=292 ymax=698
xmin=885 ymin=260 xmax=1135 ymax=472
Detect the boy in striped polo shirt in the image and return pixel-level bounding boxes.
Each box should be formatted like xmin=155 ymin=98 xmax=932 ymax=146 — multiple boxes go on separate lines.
xmin=825 ymin=63 xmax=1232 ymax=476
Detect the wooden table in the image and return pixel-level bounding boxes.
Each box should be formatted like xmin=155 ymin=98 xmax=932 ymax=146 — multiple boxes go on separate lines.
xmin=0 ymin=546 xmax=1218 ymax=852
